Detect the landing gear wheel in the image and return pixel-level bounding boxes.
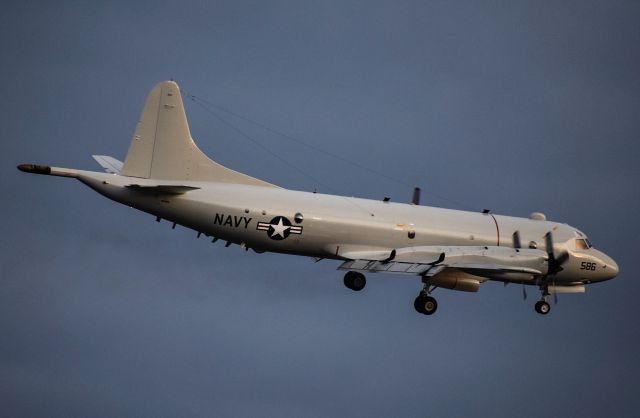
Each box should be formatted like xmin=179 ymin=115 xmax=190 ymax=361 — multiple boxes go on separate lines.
xmin=343 ymin=271 xmax=366 ymax=291
xmin=414 ymin=295 xmax=438 ymax=315
xmin=535 ymin=300 xmax=551 ymax=315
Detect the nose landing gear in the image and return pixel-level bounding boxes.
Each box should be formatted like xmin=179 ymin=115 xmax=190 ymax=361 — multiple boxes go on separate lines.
xmin=535 ymin=300 xmax=551 ymax=315
xmin=534 ymin=285 xmax=551 ymax=315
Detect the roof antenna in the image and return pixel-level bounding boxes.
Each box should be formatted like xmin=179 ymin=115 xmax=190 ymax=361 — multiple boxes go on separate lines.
xmin=411 ymin=187 xmax=421 ymax=205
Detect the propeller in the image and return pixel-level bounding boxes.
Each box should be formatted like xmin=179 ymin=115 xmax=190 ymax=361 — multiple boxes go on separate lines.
xmin=544 ymin=232 xmax=569 ymax=275
xmin=543 ymin=231 xmax=569 ymax=306
xmin=512 ymin=230 xmax=567 ymax=305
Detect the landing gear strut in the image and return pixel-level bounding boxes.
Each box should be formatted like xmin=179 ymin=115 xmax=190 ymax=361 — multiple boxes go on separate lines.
xmin=343 ymin=271 xmax=366 ymax=291
xmin=414 ymin=281 xmax=438 ymax=315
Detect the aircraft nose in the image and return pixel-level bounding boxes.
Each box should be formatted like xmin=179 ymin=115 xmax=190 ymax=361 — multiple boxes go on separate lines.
xmin=607 ymin=258 xmax=619 ymax=278
xmin=600 ymin=252 xmax=619 ymax=281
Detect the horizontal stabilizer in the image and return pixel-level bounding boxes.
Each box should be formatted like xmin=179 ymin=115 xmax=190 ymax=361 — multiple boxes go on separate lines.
xmin=93 ymin=155 xmax=123 ymax=174
xmin=125 ymin=184 xmax=200 ymax=194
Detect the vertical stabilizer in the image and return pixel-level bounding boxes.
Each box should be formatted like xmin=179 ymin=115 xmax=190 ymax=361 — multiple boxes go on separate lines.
xmin=121 ymin=81 xmax=277 ymax=187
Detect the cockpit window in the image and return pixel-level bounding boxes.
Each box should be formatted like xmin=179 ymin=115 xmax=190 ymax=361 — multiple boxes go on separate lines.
xmin=575 ymin=239 xmax=592 ymax=250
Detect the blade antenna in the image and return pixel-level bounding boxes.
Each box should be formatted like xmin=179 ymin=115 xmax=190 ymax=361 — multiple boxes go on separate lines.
xmin=411 ymin=187 xmax=421 ymax=205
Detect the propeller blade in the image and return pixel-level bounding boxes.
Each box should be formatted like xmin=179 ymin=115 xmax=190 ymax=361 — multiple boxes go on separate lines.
xmin=544 ymin=232 xmax=554 ymax=258
xmin=556 ymin=250 xmax=570 ymax=266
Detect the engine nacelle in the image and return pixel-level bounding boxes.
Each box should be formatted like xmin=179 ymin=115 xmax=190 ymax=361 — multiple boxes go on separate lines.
xmin=429 ymin=271 xmax=482 ymax=292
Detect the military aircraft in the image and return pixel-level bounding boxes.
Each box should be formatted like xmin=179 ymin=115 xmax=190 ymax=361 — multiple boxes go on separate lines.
xmin=18 ymin=81 xmax=619 ymax=316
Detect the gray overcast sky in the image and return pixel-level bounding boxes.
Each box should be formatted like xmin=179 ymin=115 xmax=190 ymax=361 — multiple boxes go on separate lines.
xmin=1 ymin=1 xmax=639 ymax=417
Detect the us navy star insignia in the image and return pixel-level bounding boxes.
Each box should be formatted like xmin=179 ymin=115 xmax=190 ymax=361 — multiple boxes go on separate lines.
xmin=257 ymin=216 xmax=303 ymax=240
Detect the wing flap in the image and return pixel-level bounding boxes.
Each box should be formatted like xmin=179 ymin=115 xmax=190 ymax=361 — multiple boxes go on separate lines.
xmin=339 ymin=260 xmax=444 ymax=275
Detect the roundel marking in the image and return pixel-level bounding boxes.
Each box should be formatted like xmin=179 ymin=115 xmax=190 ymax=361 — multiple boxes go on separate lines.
xmin=256 ymin=216 xmax=303 ymax=240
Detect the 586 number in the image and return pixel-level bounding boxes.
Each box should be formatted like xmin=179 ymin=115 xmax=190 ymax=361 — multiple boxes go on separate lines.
xmin=580 ymin=262 xmax=597 ymax=271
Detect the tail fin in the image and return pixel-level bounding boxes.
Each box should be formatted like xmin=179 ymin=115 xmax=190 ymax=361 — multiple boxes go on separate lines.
xmin=121 ymin=81 xmax=277 ymax=187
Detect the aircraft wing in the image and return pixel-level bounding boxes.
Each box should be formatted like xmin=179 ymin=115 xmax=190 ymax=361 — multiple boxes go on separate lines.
xmin=338 ymin=245 xmax=547 ymax=281
xmin=92 ymin=155 xmax=123 ymax=174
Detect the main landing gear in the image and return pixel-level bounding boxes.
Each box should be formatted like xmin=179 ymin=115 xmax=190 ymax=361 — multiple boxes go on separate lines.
xmin=414 ymin=294 xmax=438 ymax=315
xmin=343 ymin=271 xmax=439 ymax=316
xmin=414 ymin=281 xmax=438 ymax=315
xmin=343 ymin=271 xmax=366 ymax=291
